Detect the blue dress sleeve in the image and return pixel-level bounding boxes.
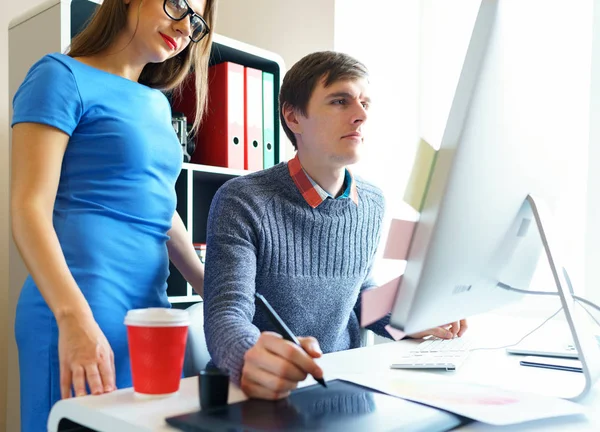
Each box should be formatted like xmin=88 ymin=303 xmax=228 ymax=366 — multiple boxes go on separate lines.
xmin=12 ymin=55 xmax=83 ymax=136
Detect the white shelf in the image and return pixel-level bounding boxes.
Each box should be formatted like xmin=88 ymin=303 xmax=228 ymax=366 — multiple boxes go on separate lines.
xmin=183 ymin=161 xmax=247 ymax=176
xmin=169 ymin=295 xmax=202 ymax=304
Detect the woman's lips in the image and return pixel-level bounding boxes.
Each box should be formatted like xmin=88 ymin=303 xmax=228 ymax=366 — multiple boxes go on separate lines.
xmin=160 ymin=33 xmax=177 ymax=50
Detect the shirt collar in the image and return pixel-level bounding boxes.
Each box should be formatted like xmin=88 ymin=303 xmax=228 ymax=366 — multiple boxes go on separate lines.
xmin=287 ymin=154 xmax=359 ymax=208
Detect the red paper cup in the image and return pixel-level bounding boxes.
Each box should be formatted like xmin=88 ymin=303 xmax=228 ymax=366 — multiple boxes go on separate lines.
xmin=124 ymin=308 xmax=190 ymax=397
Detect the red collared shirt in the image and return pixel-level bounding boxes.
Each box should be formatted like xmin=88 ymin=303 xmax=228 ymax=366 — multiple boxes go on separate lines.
xmin=287 ymin=154 xmax=359 ymax=209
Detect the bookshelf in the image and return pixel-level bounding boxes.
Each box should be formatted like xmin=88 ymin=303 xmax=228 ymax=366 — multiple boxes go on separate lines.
xmin=8 ymin=0 xmax=286 ymax=308
xmin=168 ymin=33 xmax=285 ymax=308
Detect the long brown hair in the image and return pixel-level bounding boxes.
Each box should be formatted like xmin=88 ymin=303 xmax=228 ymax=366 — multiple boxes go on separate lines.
xmin=68 ymin=0 xmax=216 ymax=131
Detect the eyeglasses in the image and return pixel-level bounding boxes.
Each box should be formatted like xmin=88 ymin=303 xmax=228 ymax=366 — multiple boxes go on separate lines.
xmin=163 ymin=0 xmax=210 ymax=43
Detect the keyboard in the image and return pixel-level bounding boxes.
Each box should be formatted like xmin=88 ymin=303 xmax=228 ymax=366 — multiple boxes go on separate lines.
xmin=390 ymin=337 xmax=472 ymax=371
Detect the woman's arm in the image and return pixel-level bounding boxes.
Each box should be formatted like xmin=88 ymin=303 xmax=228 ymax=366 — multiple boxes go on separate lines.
xmin=12 ymin=123 xmax=92 ymax=324
xmin=11 ymin=122 xmax=115 ymax=398
xmin=167 ymin=211 xmax=204 ymax=297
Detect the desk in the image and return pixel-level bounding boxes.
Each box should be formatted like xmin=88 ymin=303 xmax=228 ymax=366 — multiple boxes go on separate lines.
xmin=48 ymin=313 xmax=600 ymax=431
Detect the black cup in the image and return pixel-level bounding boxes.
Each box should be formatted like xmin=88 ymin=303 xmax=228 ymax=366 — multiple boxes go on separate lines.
xmin=198 ymin=368 xmax=230 ymax=410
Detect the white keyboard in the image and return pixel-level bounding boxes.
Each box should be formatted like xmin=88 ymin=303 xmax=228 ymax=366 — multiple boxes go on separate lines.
xmin=391 ymin=337 xmax=472 ymax=371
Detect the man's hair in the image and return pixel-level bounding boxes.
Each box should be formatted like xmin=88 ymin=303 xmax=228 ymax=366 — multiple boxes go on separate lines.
xmin=279 ymin=51 xmax=369 ymax=149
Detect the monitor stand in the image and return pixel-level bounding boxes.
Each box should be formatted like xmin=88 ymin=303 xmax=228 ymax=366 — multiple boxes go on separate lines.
xmin=526 ymin=194 xmax=600 ymax=401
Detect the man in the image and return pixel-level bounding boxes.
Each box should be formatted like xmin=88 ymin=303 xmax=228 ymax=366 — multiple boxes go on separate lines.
xmin=204 ymin=51 xmax=467 ymax=400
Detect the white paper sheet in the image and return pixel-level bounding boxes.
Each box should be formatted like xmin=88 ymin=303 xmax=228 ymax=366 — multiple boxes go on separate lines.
xmin=338 ymin=374 xmax=585 ymax=426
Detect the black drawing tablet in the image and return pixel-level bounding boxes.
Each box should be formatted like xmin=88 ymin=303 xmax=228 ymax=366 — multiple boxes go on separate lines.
xmin=166 ymin=379 xmax=465 ymax=432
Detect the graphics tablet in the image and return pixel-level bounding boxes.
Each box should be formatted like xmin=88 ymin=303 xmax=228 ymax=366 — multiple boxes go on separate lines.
xmin=166 ymin=379 xmax=465 ymax=432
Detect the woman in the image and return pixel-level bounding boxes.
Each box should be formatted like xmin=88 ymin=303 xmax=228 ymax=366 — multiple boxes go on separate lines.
xmin=10 ymin=0 xmax=216 ymax=429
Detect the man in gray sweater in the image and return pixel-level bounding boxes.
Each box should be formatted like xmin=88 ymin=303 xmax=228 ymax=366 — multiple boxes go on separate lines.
xmin=204 ymin=51 xmax=466 ymax=400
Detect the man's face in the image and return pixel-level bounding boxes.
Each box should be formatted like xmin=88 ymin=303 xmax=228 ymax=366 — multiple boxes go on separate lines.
xmin=293 ymin=77 xmax=370 ymax=167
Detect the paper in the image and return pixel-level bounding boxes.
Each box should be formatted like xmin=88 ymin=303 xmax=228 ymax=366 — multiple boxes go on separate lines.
xmin=360 ymin=277 xmax=400 ymax=327
xmin=383 ymin=219 xmax=416 ymax=260
xmin=340 ymin=375 xmax=584 ymax=426
xmin=404 ymin=138 xmax=438 ymax=212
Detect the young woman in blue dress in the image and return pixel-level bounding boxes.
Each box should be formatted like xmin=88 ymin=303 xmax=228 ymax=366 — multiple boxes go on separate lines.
xmin=10 ymin=0 xmax=215 ymax=429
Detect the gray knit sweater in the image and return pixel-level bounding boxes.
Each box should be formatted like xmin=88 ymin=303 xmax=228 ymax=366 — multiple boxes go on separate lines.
xmin=204 ymin=162 xmax=389 ymax=383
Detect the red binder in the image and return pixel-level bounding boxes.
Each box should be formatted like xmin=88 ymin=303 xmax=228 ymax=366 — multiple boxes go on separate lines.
xmin=244 ymin=67 xmax=264 ymax=171
xmin=173 ymin=62 xmax=245 ymax=169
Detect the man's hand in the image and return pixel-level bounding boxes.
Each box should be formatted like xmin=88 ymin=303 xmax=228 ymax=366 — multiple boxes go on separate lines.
xmin=240 ymin=332 xmax=324 ymax=400
xmin=408 ymin=319 xmax=468 ymax=339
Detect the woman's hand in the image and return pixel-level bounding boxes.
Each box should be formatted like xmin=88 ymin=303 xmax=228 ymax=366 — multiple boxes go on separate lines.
xmin=58 ymin=314 xmax=116 ymax=398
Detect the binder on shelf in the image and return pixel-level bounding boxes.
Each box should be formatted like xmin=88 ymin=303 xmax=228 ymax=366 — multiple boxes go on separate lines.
xmin=244 ymin=67 xmax=264 ymax=171
xmin=262 ymin=72 xmax=276 ymax=169
xmin=173 ymin=62 xmax=245 ymax=170
xmin=193 ymin=243 xmax=206 ymax=264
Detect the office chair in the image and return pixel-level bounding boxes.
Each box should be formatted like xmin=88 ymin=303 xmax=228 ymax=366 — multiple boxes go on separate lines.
xmin=183 ymin=302 xmax=212 ymax=377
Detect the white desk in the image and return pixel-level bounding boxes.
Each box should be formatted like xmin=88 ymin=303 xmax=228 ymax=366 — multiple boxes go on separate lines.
xmin=48 ymin=313 xmax=600 ymax=431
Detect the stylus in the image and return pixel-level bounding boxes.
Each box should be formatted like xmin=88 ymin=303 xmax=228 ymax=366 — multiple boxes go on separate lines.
xmin=255 ymin=292 xmax=327 ymax=388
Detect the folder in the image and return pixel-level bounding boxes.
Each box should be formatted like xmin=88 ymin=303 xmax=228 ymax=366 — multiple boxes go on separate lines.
xmin=404 ymin=138 xmax=437 ymax=212
xmin=173 ymin=62 xmax=245 ymax=170
xmin=244 ymin=67 xmax=264 ymax=171
xmin=262 ymin=72 xmax=276 ymax=169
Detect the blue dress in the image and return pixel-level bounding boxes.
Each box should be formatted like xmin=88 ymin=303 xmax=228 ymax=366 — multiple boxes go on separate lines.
xmin=11 ymin=53 xmax=182 ymax=432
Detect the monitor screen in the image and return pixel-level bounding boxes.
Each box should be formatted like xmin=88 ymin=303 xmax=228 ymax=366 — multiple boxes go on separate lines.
xmin=390 ymin=1 xmax=579 ymax=334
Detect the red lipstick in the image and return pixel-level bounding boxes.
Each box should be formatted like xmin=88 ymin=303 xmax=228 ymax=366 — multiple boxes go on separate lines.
xmin=160 ymin=32 xmax=177 ymax=50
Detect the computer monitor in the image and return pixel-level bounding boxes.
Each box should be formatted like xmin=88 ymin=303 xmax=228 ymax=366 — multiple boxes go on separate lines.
xmin=388 ymin=0 xmax=600 ymax=399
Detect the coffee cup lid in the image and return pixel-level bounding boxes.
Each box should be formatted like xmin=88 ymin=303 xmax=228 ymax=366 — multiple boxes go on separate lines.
xmin=124 ymin=308 xmax=190 ymax=327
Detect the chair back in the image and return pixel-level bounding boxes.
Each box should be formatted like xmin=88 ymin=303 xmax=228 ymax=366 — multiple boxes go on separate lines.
xmin=182 ymin=302 xmax=211 ymax=377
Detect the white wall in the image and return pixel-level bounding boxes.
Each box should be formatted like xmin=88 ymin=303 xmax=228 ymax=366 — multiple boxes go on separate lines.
xmin=419 ymin=0 xmax=481 ymax=149
xmin=530 ymin=0 xmax=591 ymax=301
xmin=215 ymin=0 xmax=335 ymax=76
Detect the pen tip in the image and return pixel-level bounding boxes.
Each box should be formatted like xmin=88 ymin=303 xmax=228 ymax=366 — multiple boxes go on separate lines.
xmin=317 ymin=377 xmax=327 ymax=388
